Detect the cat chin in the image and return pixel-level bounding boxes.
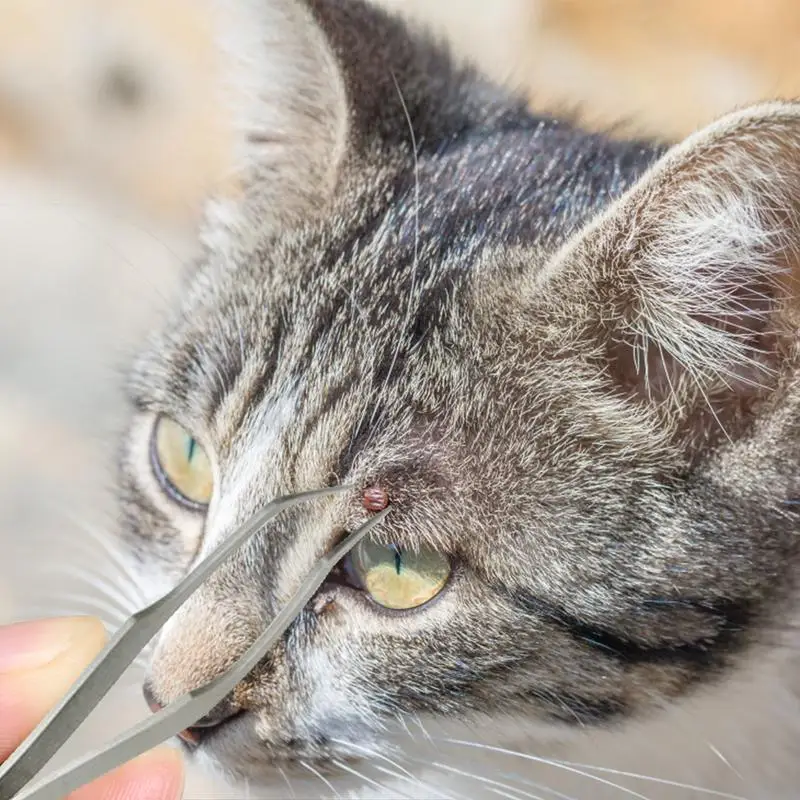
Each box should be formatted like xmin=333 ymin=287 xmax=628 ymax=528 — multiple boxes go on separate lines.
xmin=182 ymin=711 xmax=571 ymax=796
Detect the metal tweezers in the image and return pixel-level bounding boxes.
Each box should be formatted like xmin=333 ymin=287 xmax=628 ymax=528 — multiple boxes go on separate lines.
xmin=0 ymin=486 xmax=390 ymax=800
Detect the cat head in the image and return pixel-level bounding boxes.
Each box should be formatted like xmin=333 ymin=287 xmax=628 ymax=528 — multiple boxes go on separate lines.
xmin=118 ymin=0 xmax=800 ymax=787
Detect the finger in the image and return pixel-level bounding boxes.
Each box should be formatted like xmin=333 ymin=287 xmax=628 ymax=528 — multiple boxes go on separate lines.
xmin=68 ymin=745 xmax=185 ymax=800
xmin=0 ymin=616 xmax=106 ymax=761
xmin=0 ymin=616 xmax=186 ymax=799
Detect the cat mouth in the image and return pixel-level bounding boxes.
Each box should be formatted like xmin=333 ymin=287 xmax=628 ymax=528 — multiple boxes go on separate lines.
xmin=176 ymin=708 xmax=248 ymax=750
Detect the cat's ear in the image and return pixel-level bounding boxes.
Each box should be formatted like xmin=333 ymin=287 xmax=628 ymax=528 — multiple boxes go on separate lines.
xmin=201 ymin=0 xmax=348 ymax=247
xmin=544 ymin=103 xmax=800 ymax=447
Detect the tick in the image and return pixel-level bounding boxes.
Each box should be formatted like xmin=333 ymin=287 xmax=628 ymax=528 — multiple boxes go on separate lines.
xmin=362 ymin=486 xmax=389 ymax=512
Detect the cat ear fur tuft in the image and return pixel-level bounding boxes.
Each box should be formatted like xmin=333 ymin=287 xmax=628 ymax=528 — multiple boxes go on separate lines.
xmin=545 ymin=102 xmax=800 ymax=443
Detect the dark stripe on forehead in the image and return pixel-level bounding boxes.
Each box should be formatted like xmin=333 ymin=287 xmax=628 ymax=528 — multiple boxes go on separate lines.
xmin=205 ymin=335 xmax=246 ymax=423
xmin=235 ymin=319 xmax=286 ymax=429
xmin=289 ymin=370 xmax=361 ymax=484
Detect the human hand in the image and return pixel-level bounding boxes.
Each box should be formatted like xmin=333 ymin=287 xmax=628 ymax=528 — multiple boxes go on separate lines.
xmin=0 ymin=616 xmax=184 ymax=799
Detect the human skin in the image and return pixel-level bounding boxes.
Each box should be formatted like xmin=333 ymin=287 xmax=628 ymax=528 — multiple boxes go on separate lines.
xmin=0 ymin=616 xmax=184 ymax=800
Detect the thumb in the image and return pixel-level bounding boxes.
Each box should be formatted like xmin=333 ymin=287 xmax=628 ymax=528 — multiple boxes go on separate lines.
xmin=0 ymin=616 xmax=106 ymax=761
xmin=0 ymin=616 xmax=185 ymax=799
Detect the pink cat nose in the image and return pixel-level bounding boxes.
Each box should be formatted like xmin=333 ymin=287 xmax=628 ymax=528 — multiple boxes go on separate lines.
xmin=142 ymin=681 xmax=241 ymax=746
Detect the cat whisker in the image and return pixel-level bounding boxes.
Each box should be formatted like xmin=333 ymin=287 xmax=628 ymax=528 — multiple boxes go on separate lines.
xmin=430 ymin=739 xmax=651 ymax=800
xmin=442 ymin=739 xmax=750 ymax=800
xmin=411 ymin=712 xmax=434 ymax=744
xmin=34 ymin=564 xmax=140 ymax=616
xmin=329 ymin=737 xmax=458 ymax=800
xmin=28 ymin=592 xmax=130 ymax=627
xmin=276 ymin=765 xmax=297 ymax=800
xmin=393 ymin=713 xmax=418 ymax=744
xmin=329 ymin=737 xmax=414 ymax=780
xmin=47 ymin=512 xmax=148 ymax=608
xmin=561 ymin=761 xmax=750 ymax=800
xmin=299 ymin=760 xmax=342 ymax=800
xmin=422 ymin=758 xmax=546 ymax=800
xmin=360 ymin=71 xmax=421 ymax=455
xmin=330 ymin=757 xmax=413 ymax=799
xmin=371 ymin=762 xmax=462 ymax=800
xmin=69 ymin=521 xmax=147 ymax=606
xmin=707 ymin=741 xmax=744 ymax=781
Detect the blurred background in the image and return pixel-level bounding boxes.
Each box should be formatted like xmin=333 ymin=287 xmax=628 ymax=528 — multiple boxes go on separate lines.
xmin=1 ymin=0 xmax=799 ymax=796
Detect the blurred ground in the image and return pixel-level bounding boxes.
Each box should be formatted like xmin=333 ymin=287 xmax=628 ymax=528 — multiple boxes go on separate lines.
xmin=1 ymin=0 xmax=799 ymax=796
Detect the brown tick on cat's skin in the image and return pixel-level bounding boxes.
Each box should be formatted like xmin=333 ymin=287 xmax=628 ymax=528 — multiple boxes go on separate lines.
xmin=361 ymin=486 xmax=389 ymax=512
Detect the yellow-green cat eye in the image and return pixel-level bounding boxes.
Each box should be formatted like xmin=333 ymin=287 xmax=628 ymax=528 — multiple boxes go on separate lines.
xmin=151 ymin=417 xmax=213 ymax=507
xmin=350 ymin=539 xmax=450 ymax=610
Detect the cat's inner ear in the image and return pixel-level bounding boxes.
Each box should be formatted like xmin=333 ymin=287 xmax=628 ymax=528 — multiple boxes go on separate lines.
xmin=545 ymin=103 xmax=800 ymax=445
xmin=203 ymin=0 xmax=348 ymax=240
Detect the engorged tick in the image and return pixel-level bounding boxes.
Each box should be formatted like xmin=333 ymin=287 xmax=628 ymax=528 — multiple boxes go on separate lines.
xmin=362 ymin=486 xmax=389 ymax=512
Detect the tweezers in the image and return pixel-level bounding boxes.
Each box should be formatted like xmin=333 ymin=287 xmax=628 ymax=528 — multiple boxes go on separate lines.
xmin=0 ymin=485 xmax=391 ymax=800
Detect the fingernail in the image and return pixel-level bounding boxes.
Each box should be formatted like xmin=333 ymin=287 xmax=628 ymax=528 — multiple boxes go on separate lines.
xmin=0 ymin=617 xmax=105 ymax=674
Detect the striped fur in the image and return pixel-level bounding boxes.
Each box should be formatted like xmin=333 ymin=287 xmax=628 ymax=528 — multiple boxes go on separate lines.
xmin=116 ymin=1 xmax=800 ymax=796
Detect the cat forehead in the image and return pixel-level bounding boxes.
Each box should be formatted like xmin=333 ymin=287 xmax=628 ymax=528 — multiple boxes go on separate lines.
xmin=134 ymin=125 xmax=662 ymax=437
xmin=177 ymin=123 xmax=661 ymax=332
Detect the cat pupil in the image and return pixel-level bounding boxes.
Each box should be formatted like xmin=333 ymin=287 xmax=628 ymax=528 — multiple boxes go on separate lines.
xmin=392 ymin=545 xmax=403 ymax=575
xmin=186 ymin=437 xmax=197 ymax=463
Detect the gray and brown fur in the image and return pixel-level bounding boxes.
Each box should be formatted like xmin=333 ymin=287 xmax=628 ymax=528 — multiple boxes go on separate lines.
xmin=116 ymin=0 xmax=800 ymax=796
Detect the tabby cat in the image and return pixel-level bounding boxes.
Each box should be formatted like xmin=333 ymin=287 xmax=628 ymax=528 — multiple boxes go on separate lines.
xmin=119 ymin=0 xmax=800 ymax=796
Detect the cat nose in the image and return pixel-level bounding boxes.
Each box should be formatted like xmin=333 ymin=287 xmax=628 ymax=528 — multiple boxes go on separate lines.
xmin=142 ymin=680 xmax=162 ymax=714
xmin=142 ymin=681 xmax=242 ymax=746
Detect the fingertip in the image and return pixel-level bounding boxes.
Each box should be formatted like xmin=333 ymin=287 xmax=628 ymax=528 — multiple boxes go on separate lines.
xmin=0 ymin=615 xmax=107 ymax=674
xmin=69 ymin=745 xmax=186 ymax=800
xmin=0 ymin=616 xmax=109 ymax=760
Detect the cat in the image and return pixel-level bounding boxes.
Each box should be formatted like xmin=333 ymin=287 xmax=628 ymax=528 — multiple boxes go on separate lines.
xmin=116 ymin=0 xmax=800 ymax=797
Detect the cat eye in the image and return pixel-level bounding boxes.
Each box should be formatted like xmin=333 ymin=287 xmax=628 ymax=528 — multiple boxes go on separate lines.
xmin=347 ymin=539 xmax=450 ymax=610
xmin=151 ymin=416 xmax=213 ymax=508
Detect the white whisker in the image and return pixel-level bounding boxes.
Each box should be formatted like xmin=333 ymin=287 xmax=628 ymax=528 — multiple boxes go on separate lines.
xmin=707 ymin=741 xmax=744 ymax=782
xmin=330 ymin=737 xmax=457 ymax=800
xmin=395 ymin=714 xmax=417 ymax=743
xmin=46 ymin=514 xmax=147 ymax=609
xmin=411 ymin=713 xmax=434 ymax=744
xmin=426 ymin=759 xmax=543 ymax=800
xmin=331 ymin=758 xmax=412 ymax=799
xmin=59 ymin=511 xmax=147 ymax=596
xmin=29 ymin=593 xmax=129 ymax=626
xmin=277 ymin=765 xmax=297 ymax=800
xmin=565 ymin=761 xmax=750 ymax=800
xmin=371 ymin=762 xmax=461 ymax=800
xmin=444 ymin=739 xmax=750 ymax=800
xmin=34 ymin=564 xmax=139 ymax=615
xmin=300 ymin=760 xmax=342 ymax=800
xmin=441 ymin=740 xmax=652 ymax=800
xmin=361 ymin=70 xmax=421 ymax=456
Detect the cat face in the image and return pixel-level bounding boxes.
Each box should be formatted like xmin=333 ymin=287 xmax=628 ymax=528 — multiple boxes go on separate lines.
xmin=118 ymin=0 xmax=800 ymax=788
